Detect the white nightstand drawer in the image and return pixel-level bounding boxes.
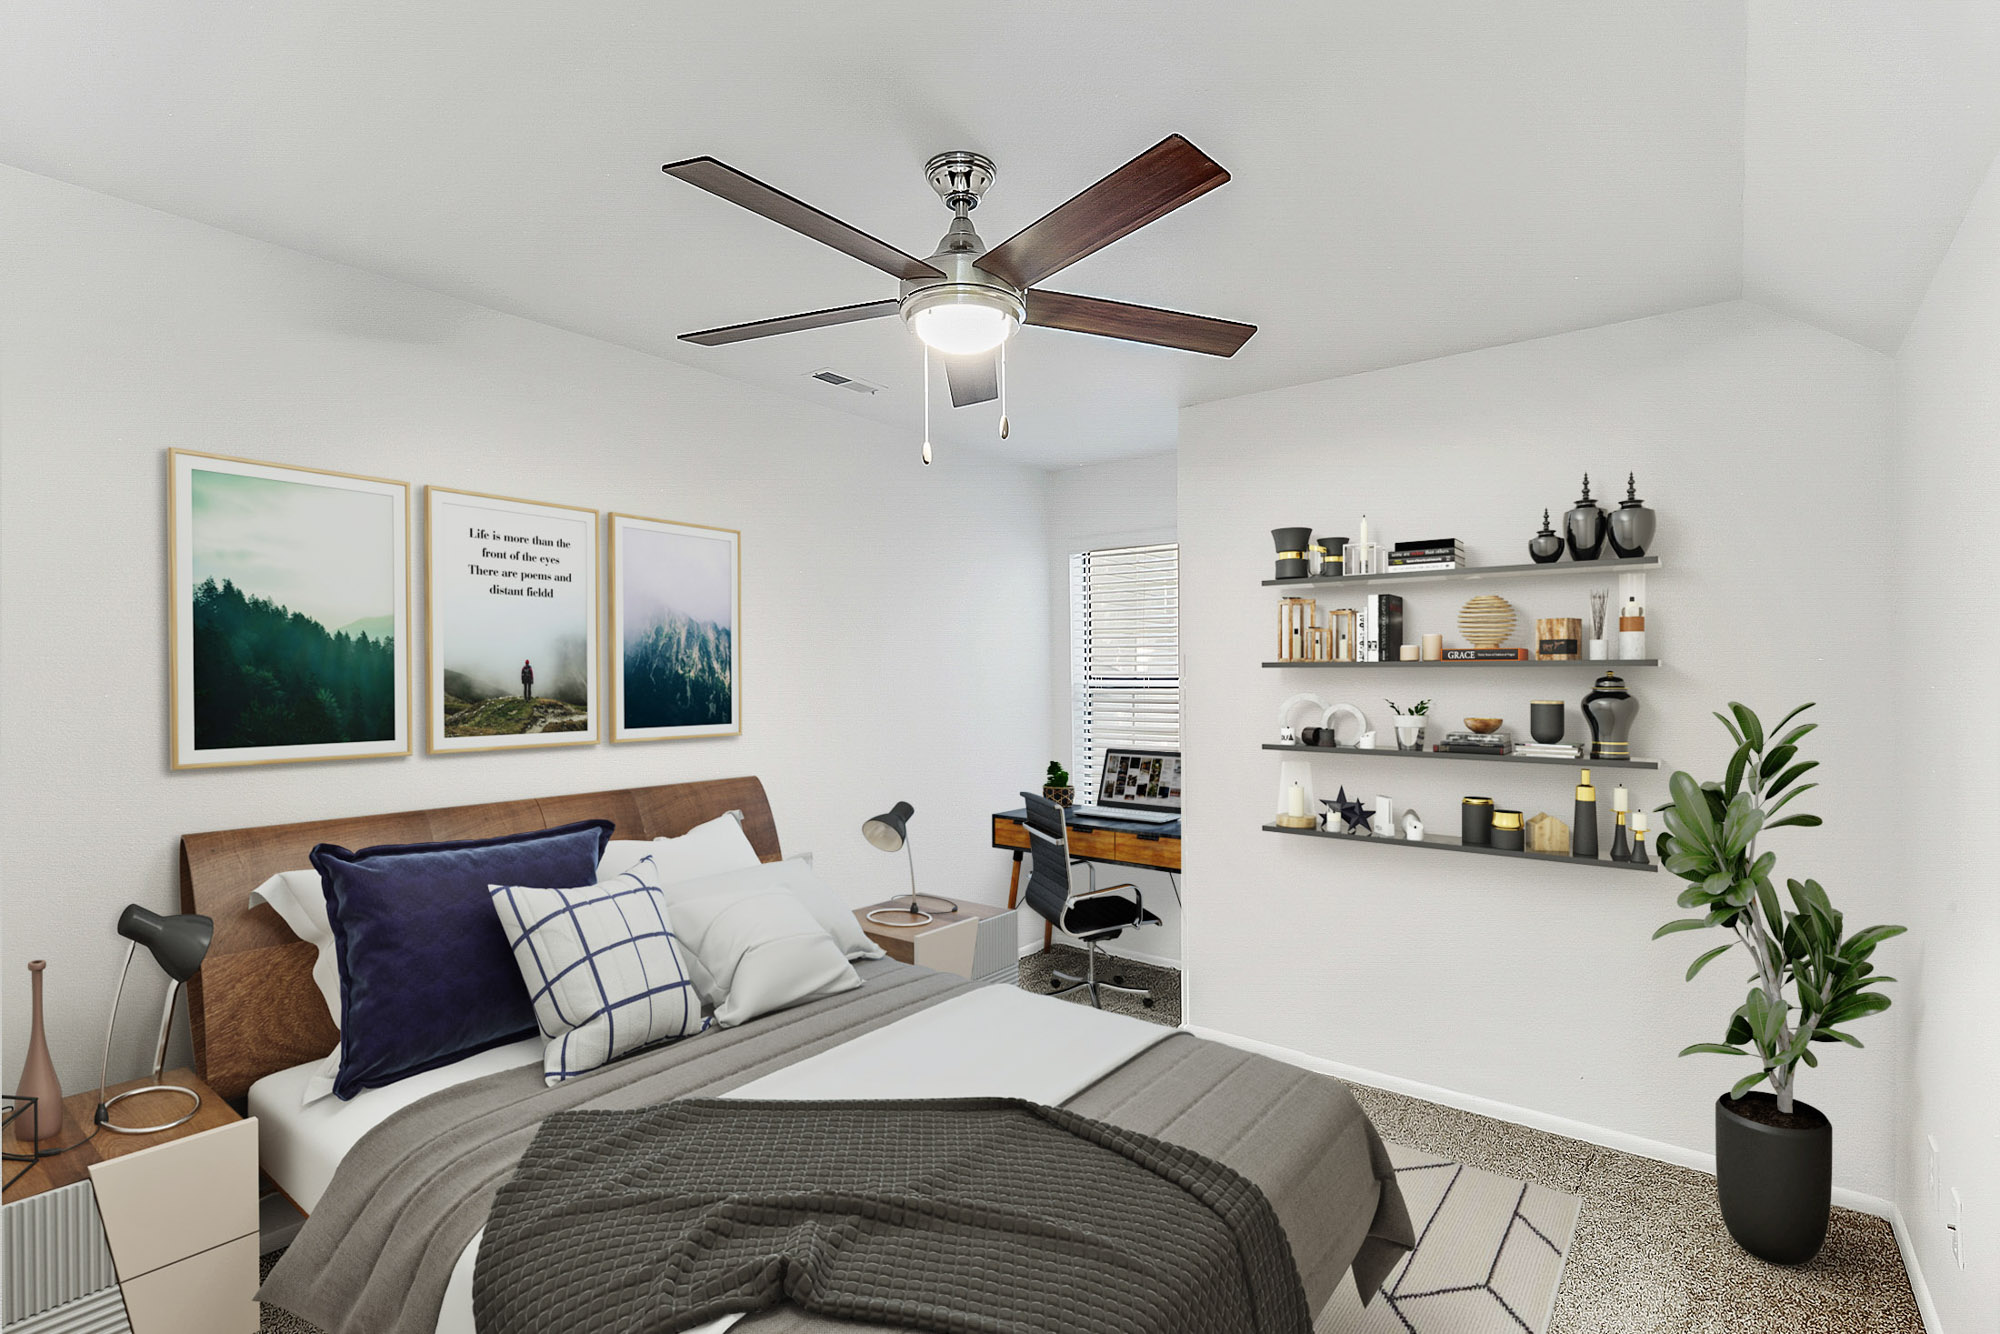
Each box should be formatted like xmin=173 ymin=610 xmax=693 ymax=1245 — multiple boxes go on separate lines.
xmin=87 ymin=1118 xmax=258 ymax=1281
xmin=116 ymin=1233 xmax=258 ymax=1334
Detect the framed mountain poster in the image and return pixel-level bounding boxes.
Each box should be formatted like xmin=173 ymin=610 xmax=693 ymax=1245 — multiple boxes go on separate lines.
xmin=427 ymin=487 xmax=599 ymax=752
xmin=169 ymin=450 xmax=411 ymax=769
xmin=608 ymin=513 xmax=740 ymax=742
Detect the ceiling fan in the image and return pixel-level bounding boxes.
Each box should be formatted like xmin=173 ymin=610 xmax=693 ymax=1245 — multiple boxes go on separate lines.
xmin=662 ymin=135 xmax=1256 ymax=461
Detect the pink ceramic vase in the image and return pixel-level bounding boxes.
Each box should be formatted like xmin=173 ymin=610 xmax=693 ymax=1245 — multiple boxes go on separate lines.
xmin=14 ymin=960 xmax=68 ymax=1146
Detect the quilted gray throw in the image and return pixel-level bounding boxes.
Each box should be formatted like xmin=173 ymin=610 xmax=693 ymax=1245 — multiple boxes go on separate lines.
xmin=476 ymin=1096 xmax=1315 ymax=1334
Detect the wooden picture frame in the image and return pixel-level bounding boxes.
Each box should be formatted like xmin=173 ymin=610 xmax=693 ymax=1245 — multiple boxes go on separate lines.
xmin=608 ymin=512 xmax=741 ymax=742
xmin=426 ymin=487 xmax=600 ymax=753
xmin=168 ymin=449 xmax=411 ymax=770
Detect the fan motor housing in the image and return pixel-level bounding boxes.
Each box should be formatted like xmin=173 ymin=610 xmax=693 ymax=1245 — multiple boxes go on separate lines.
xmin=898 ymin=220 xmax=1024 ymax=329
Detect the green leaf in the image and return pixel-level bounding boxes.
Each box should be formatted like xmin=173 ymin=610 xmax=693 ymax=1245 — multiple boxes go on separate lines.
xmin=1819 ymin=1029 xmax=1864 ymax=1048
xmin=1713 ymin=710 xmax=1745 ymax=745
xmin=1772 ymin=721 xmax=1818 ymax=750
xmin=1670 ymin=772 xmax=1721 ymax=848
xmin=1653 ymin=918 xmax=1712 ymax=940
xmin=1767 ymin=783 xmax=1819 ymax=817
xmin=1766 ymin=760 xmax=1819 ymax=799
xmin=1765 ymin=813 xmax=1823 ymax=831
xmin=1680 ymin=1043 xmax=1748 ymax=1057
xmin=1755 ymin=879 xmax=1784 ymax=934
xmin=1725 ymin=1013 xmax=1753 ymax=1045
xmin=1729 ymin=702 xmax=1765 ymax=751
xmin=1825 ymin=993 xmax=1894 ymax=1023
xmin=1769 ymin=702 xmax=1817 ymax=734
xmin=1724 ymin=740 xmax=1754 ymax=799
xmin=1687 ymin=943 xmax=1735 ymax=981
xmin=1730 ymin=1069 xmax=1771 ymax=1099
xmin=1801 ymin=1048 xmax=1819 ymax=1068
xmin=1841 ymin=924 xmax=1907 ymax=959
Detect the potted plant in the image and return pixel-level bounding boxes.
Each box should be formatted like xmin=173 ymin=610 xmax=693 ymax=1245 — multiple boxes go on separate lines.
xmin=1652 ymin=702 xmax=1904 ymax=1264
xmin=1043 ymin=761 xmax=1074 ymax=808
xmin=1385 ymin=698 xmax=1430 ymax=751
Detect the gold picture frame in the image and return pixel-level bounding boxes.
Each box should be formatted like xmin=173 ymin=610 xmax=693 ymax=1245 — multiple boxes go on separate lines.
xmin=607 ymin=512 xmax=741 ymax=742
xmin=426 ymin=487 xmax=601 ymax=753
xmin=168 ymin=449 xmax=412 ymax=770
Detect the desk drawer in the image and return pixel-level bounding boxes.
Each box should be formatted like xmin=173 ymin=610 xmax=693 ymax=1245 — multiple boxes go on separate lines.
xmin=1066 ymin=827 xmax=1116 ymax=861
xmin=992 ymin=817 xmax=1029 ymax=851
xmin=1112 ymin=833 xmax=1181 ymax=870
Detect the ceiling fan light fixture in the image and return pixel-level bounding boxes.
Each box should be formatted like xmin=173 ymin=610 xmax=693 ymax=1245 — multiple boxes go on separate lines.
xmin=903 ymin=286 xmax=1022 ymax=356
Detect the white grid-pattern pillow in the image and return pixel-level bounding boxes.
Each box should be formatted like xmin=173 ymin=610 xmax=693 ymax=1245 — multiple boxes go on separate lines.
xmin=489 ymin=855 xmax=706 ymax=1084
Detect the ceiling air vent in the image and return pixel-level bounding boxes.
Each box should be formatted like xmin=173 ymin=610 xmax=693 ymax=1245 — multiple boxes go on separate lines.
xmin=808 ymin=368 xmax=882 ymax=396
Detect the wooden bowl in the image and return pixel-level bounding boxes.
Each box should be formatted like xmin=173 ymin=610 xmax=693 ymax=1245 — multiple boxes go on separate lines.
xmin=1463 ymin=717 xmax=1504 ymax=734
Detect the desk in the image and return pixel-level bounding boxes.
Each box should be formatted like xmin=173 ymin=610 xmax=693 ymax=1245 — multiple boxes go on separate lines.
xmin=991 ymin=807 xmax=1181 ymax=952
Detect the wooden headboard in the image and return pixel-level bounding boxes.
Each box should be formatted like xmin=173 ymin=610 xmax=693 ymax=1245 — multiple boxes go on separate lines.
xmin=178 ymin=776 xmax=781 ymax=1103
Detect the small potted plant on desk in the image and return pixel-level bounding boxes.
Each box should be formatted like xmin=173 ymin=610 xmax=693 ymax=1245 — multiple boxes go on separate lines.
xmin=1386 ymin=698 xmax=1431 ymax=751
xmin=1043 ymin=761 xmax=1074 ymax=808
xmin=1652 ymin=702 xmax=1904 ymax=1265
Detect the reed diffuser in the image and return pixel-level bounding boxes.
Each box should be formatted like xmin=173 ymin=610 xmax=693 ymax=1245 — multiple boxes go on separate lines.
xmin=1587 ymin=588 xmax=1611 ymax=660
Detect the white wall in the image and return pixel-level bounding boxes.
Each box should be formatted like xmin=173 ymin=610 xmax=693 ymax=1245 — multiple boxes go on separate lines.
xmin=1041 ymin=454 xmax=1181 ymax=965
xmin=1179 ymin=301 xmax=1909 ymax=1198
xmin=0 ymin=167 xmax=1052 ymax=1091
xmin=1890 ymin=150 xmax=2000 ymax=1328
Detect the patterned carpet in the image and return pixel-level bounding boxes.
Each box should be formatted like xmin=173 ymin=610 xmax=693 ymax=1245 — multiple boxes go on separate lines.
xmin=1014 ymin=943 xmax=1184 ymax=1026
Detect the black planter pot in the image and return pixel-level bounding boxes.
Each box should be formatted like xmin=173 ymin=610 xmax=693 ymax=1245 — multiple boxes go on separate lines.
xmin=1715 ymin=1092 xmax=1832 ymax=1265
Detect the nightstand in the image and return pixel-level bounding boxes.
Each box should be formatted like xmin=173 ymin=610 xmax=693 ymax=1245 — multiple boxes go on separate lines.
xmin=856 ymin=897 xmax=1019 ymax=984
xmin=2 ymin=1069 xmax=258 ymax=1334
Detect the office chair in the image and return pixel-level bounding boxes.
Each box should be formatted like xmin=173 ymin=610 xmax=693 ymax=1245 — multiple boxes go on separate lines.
xmin=1020 ymin=791 xmax=1162 ymax=1009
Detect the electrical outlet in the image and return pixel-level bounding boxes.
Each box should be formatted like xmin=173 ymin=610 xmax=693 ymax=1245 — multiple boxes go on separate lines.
xmin=1949 ymin=1187 xmax=1964 ymax=1270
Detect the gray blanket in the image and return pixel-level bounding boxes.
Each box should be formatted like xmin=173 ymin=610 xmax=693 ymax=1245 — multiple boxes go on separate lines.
xmin=262 ymin=963 xmax=1411 ymax=1334
xmin=477 ymin=1098 xmax=1315 ymax=1334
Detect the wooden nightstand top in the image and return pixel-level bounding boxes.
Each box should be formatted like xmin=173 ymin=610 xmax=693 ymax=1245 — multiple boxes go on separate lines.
xmin=4 ymin=1068 xmax=239 ymax=1204
xmin=856 ymin=897 xmax=1008 ymax=965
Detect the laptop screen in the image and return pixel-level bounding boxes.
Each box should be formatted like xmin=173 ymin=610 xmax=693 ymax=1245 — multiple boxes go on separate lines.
xmin=1096 ymin=749 xmax=1182 ymax=813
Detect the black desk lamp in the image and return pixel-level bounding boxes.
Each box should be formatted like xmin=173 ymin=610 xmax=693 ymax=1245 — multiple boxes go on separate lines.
xmin=860 ymin=802 xmax=957 ymax=925
xmin=96 ymin=904 xmax=213 ymax=1134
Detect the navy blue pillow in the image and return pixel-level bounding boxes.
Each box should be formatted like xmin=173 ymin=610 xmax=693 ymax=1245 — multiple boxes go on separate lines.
xmin=312 ymin=819 xmax=613 ymax=1100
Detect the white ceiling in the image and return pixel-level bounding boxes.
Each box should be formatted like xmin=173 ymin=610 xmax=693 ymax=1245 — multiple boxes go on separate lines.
xmin=1 ymin=3 xmax=1992 ymax=466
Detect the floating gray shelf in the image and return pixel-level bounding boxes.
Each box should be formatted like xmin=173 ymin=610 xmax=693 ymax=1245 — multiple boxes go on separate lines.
xmin=1264 ymin=555 xmax=1660 ymax=589
xmin=1262 ymin=658 xmax=1659 ymax=669
xmin=1262 ymin=822 xmax=1658 ymax=872
xmin=1261 ymin=744 xmax=1658 ymax=770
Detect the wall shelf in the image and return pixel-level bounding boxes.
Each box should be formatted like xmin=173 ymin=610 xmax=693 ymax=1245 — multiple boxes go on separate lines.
xmin=1262 ymin=743 xmax=1658 ymax=770
xmin=1262 ymin=822 xmax=1658 ymax=872
xmin=1264 ymin=555 xmax=1660 ymax=589
xmin=1262 ymin=658 xmax=1658 ymax=670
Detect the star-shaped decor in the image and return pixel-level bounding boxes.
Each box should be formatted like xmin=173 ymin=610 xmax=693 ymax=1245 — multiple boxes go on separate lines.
xmin=1321 ymin=786 xmax=1374 ymax=834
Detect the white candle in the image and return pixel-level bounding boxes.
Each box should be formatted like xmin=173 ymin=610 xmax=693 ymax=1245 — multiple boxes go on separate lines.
xmin=1357 ymin=513 xmax=1369 ymax=552
xmin=1613 ymin=785 xmax=1629 ymax=813
xmin=1632 ymin=809 xmax=1648 ymax=834
xmin=1287 ymin=782 xmax=1306 ymax=818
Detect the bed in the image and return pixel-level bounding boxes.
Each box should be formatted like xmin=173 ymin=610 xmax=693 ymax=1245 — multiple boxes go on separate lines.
xmin=180 ymin=777 xmax=1412 ymax=1334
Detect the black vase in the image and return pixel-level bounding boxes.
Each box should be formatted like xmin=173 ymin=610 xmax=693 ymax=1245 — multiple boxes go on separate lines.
xmin=1583 ymin=672 xmax=1640 ymax=761
xmin=1530 ymin=700 xmax=1565 ymax=745
xmin=1528 ymin=509 xmax=1564 ymax=564
xmin=1565 ymin=475 xmax=1607 ymax=561
xmin=1715 ymin=1092 xmax=1832 ymax=1265
xmin=1272 ymin=527 xmax=1312 ymax=581
xmin=1607 ymin=472 xmax=1657 ymax=558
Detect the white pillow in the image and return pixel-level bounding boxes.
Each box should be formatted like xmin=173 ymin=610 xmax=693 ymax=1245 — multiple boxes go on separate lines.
xmin=249 ymin=869 xmax=340 ymax=1030
xmin=488 ymin=855 xmax=707 ymax=1084
xmin=597 ymin=810 xmax=761 ymax=885
xmin=667 ymin=887 xmax=861 ymax=1027
xmin=658 ymin=861 xmax=883 ymax=962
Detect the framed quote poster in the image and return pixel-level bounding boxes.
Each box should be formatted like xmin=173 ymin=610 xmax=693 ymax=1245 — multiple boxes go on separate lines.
xmin=608 ymin=513 xmax=740 ymax=742
xmin=427 ymin=488 xmax=599 ymax=752
xmin=169 ymin=449 xmax=411 ymax=770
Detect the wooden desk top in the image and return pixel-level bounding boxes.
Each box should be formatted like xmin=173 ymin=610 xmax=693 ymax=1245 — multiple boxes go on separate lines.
xmin=4 ymin=1068 xmax=240 ymax=1203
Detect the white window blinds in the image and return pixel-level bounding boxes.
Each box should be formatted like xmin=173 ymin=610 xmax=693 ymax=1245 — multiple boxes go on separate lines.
xmin=1070 ymin=542 xmax=1181 ymax=804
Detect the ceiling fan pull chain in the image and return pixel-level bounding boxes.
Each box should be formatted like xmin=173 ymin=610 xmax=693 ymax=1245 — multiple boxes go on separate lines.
xmin=999 ymin=342 xmax=1010 ymax=439
xmin=921 ymin=343 xmax=933 ymax=465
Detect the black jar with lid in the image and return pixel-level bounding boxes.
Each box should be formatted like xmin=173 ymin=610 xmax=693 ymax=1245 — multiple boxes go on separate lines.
xmin=1492 ymin=809 xmax=1525 ymax=851
xmin=1461 ymin=797 xmax=1495 ymax=846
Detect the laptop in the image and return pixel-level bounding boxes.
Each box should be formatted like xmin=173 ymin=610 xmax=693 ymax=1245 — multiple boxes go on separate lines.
xmin=1071 ymin=748 xmax=1182 ymax=825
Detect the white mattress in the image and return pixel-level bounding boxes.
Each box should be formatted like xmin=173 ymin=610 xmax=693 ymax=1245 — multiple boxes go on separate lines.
xmin=249 ymin=1037 xmax=544 ymax=1215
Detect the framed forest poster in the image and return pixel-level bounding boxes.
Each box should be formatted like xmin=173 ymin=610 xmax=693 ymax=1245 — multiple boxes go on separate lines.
xmin=608 ymin=513 xmax=740 ymax=742
xmin=427 ymin=487 xmax=599 ymax=752
xmin=169 ymin=450 xmax=411 ymax=769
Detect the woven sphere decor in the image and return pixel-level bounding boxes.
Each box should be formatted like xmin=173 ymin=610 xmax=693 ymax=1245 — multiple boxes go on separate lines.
xmin=1458 ymin=595 xmax=1517 ymax=649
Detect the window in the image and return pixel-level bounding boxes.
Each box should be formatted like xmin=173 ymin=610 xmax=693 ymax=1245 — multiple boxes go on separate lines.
xmin=1070 ymin=542 xmax=1180 ymax=803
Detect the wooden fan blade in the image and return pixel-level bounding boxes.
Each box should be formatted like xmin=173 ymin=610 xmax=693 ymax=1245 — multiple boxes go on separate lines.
xmin=1025 ymin=289 xmax=1256 ymax=357
xmin=664 ymin=156 xmax=944 ymax=282
xmin=680 ymin=299 xmax=900 ymax=347
xmin=976 ymin=135 xmax=1229 ymax=290
xmin=944 ymin=352 xmax=999 ymax=407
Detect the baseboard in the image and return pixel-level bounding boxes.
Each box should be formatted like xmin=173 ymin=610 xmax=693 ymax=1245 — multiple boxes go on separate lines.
xmin=1887 ymin=1204 xmax=1945 ymax=1334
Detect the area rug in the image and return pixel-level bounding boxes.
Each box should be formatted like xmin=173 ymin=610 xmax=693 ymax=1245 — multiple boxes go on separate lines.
xmin=1015 ymin=943 xmax=1183 ymax=1027
xmin=1318 ymin=1141 xmax=1582 ymax=1334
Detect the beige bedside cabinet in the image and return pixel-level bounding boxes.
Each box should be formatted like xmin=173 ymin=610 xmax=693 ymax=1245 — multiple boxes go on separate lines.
xmin=1 ymin=1069 xmax=259 ymax=1334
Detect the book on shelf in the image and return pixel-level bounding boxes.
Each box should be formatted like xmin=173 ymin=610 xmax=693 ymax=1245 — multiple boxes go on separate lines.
xmin=1516 ymin=745 xmax=1582 ymax=759
xmin=1393 ymin=538 xmax=1462 ymax=552
xmin=1442 ymin=648 xmax=1529 ymax=661
xmin=1355 ymin=592 xmax=1404 ymax=661
xmin=1384 ymin=562 xmax=1462 ymax=573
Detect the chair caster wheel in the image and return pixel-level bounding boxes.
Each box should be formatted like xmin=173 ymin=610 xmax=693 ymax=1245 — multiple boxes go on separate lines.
xmin=1049 ymin=979 xmax=1060 ymax=990
xmin=1141 ymin=998 xmax=1154 ymax=1008
xmin=1112 ymin=975 xmax=1125 ymax=986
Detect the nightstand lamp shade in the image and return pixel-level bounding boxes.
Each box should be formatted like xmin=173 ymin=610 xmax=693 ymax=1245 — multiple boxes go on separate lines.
xmin=861 ymin=802 xmax=959 ymax=925
xmin=96 ymin=905 xmax=213 ymax=1136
